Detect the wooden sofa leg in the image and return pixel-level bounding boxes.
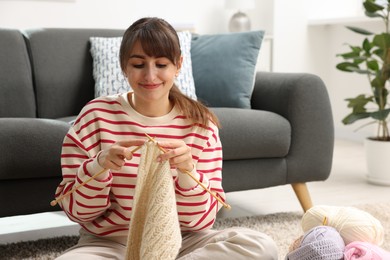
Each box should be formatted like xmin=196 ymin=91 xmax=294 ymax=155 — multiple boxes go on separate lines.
xmin=291 ymin=183 xmax=313 ymax=212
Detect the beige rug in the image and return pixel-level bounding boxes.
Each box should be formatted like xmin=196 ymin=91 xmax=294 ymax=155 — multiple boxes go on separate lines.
xmin=214 ymin=202 xmax=390 ymax=259
xmin=1 ymin=202 xmax=389 ymax=259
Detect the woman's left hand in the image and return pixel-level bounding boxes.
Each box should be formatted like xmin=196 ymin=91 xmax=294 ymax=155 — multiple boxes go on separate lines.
xmin=157 ymin=140 xmax=194 ymax=172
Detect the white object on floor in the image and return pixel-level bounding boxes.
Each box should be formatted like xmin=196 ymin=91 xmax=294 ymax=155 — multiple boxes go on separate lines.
xmin=364 ymin=138 xmax=390 ymax=186
xmin=0 ymin=211 xmax=79 ymax=244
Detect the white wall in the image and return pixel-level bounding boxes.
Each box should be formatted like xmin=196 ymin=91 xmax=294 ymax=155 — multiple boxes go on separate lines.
xmin=273 ymin=0 xmax=310 ymax=72
xmin=0 ymin=0 xmax=273 ymax=34
xmin=271 ymin=0 xmax=382 ymax=142
xmin=304 ymin=0 xmax=383 ymax=142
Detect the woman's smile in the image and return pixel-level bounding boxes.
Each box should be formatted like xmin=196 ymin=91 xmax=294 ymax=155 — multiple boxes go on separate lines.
xmin=139 ymin=82 xmax=163 ymax=89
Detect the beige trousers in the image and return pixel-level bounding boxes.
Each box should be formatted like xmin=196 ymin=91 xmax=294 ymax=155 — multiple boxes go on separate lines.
xmin=56 ymin=227 xmax=278 ymax=260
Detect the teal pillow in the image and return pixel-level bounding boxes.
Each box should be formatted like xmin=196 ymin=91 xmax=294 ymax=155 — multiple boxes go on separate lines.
xmin=191 ymin=31 xmax=264 ymax=108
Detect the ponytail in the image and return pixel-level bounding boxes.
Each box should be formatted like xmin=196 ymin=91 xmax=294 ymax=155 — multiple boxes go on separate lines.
xmin=169 ymin=85 xmax=220 ymax=129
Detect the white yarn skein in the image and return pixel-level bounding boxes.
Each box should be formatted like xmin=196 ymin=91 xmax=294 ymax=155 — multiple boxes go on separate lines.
xmin=301 ymin=205 xmax=384 ymax=245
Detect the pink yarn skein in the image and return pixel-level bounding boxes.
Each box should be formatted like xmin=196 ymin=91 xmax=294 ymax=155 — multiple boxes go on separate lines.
xmin=344 ymin=241 xmax=390 ymax=260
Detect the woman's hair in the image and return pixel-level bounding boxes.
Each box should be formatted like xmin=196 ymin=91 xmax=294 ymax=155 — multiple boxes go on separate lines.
xmin=119 ymin=17 xmax=220 ymax=128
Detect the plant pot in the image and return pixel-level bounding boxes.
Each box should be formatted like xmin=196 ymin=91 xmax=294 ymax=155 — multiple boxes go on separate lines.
xmin=364 ymin=138 xmax=390 ymax=186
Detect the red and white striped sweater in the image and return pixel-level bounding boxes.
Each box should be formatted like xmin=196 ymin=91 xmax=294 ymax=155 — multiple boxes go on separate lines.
xmin=55 ymin=93 xmax=225 ymax=237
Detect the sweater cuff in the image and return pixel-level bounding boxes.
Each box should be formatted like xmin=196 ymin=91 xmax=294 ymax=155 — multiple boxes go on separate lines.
xmin=85 ymin=156 xmax=110 ymax=182
xmin=175 ymin=168 xmax=204 ymax=192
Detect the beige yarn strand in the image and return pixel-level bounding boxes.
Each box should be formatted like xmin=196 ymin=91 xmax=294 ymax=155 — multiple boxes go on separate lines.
xmin=126 ymin=142 xmax=182 ymax=260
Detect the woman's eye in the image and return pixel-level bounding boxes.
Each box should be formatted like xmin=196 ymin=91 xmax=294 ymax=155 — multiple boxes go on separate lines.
xmin=156 ymin=64 xmax=167 ymax=68
xmin=133 ymin=64 xmax=144 ymax=69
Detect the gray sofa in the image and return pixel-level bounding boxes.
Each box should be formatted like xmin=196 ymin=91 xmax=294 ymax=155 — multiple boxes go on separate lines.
xmin=0 ymin=28 xmax=334 ymax=218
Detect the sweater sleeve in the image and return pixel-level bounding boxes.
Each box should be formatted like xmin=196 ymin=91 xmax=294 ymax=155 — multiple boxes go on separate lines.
xmin=174 ymin=124 xmax=225 ymax=232
xmin=54 ymin=108 xmax=113 ymax=224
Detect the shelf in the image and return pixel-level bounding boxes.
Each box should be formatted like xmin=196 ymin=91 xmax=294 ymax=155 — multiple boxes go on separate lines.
xmin=308 ymin=16 xmax=382 ymax=26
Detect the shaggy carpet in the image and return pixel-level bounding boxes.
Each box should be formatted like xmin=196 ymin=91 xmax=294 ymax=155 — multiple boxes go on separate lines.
xmin=1 ymin=202 xmax=389 ymax=260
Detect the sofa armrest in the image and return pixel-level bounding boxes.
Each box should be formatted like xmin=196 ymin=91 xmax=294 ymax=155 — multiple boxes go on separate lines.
xmin=0 ymin=118 xmax=71 ymax=217
xmin=251 ymin=71 xmax=334 ymax=182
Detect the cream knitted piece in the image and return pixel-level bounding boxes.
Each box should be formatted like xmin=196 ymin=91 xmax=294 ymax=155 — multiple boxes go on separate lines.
xmin=126 ymin=142 xmax=182 ymax=260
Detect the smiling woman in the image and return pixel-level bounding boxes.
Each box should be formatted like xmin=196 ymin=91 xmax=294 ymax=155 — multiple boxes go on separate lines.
xmin=52 ymin=17 xmax=279 ymax=260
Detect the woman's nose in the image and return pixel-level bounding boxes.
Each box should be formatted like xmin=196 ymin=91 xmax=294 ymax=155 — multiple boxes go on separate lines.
xmin=143 ymin=66 xmax=156 ymax=81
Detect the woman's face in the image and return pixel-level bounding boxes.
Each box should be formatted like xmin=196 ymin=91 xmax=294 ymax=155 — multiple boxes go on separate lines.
xmin=124 ymin=40 xmax=182 ymax=105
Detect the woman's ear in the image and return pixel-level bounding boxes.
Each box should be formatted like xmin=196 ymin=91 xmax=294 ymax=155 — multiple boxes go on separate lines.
xmin=176 ymin=56 xmax=183 ymax=76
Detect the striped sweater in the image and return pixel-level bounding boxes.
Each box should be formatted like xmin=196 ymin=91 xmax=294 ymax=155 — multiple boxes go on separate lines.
xmin=55 ymin=93 xmax=225 ymax=237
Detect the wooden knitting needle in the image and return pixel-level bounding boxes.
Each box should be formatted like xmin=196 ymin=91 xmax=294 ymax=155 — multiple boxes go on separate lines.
xmin=50 ymin=144 xmax=144 ymax=207
xmin=145 ymin=133 xmax=231 ymax=210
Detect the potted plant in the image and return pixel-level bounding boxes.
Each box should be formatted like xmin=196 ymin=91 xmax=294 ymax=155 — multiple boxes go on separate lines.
xmin=336 ymin=0 xmax=390 ymax=185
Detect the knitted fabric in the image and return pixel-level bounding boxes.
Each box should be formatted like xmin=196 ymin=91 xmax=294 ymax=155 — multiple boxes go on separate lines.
xmin=126 ymin=142 xmax=182 ymax=260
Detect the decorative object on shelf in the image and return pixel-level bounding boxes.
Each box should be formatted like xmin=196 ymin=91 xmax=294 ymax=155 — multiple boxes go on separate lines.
xmin=225 ymin=0 xmax=255 ymax=32
xmin=336 ymin=0 xmax=390 ymax=186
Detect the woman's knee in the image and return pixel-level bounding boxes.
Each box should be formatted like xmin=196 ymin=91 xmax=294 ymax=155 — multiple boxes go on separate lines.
xmin=224 ymin=227 xmax=278 ymax=260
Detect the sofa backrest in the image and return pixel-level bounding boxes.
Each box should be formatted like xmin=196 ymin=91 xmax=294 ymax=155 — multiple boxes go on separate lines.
xmin=24 ymin=28 xmax=124 ymax=119
xmin=0 ymin=29 xmax=36 ymax=118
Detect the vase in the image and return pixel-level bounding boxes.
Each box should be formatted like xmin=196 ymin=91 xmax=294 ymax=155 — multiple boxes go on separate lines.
xmin=364 ymin=138 xmax=390 ymax=186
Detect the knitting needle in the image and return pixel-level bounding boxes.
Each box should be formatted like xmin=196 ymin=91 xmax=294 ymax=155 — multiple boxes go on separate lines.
xmin=145 ymin=133 xmax=231 ymax=210
xmin=50 ymin=144 xmax=143 ymax=207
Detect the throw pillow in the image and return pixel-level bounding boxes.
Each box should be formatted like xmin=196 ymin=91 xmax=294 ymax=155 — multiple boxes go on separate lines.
xmin=90 ymin=31 xmax=197 ymax=100
xmin=191 ymin=31 xmax=264 ymax=108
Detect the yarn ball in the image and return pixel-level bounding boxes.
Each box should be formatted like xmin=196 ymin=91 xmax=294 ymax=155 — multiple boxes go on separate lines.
xmin=344 ymin=241 xmax=390 ymax=259
xmin=301 ymin=205 xmax=384 ymax=245
xmin=286 ymin=226 xmax=345 ymax=260
xmin=288 ymin=235 xmax=303 ymax=252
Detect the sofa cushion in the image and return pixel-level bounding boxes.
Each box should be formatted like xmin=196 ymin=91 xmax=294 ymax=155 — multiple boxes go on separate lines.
xmin=0 ymin=118 xmax=70 ymax=180
xmin=24 ymin=28 xmax=124 ymax=119
xmin=191 ymin=31 xmax=264 ymax=108
xmin=0 ymin=29 xmax=36 ymax=117
xmin=89 ymin=31 xmax=197 ymax=100
xmin=212 ymin=107 xmax=291 ymax=160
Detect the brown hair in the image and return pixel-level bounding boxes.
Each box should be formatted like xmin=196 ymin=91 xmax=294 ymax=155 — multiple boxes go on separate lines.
xmin=119 ymin=17 xmax=220 ymax=128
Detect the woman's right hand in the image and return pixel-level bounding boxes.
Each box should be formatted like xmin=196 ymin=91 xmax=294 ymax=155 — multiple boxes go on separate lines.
xmin=98 ymin=139 xmax=145 ymax=170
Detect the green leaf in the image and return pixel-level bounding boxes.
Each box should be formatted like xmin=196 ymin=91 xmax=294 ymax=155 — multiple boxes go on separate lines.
xmin=345 ymin=94 xmax=373 ymax=113
xmin=367 ymin=60 xmax=380 ymax=70
xmin=373 ymin=48 xmax=384 ymax=57
xmin=365 ymin=10 xmax=385 ymax=18
xmin=336 ymin=62 xmax=359 ymax=72
xmin=363 ymin=38 xmax=372 ymax=52
xmin=363 ymin=0 xmax=385 ymax=12
xmin=371 ymin=75 xmax=386 ymax=88
xmin=350 ymin=45 xmax=363 ymax=53
xmin=347 ymin=67 xmax=373 ymax=74
xmin=339 ymin=51 xmax=360 ymax=59
xmin=370 ymin=108 xmax=390 ymax=120
xmin=342 ymin=112 xmax=371 ymax=125
xmin=373 ymin=33 xmax=390 ymax=50
xmin=346 ymin=26 xmax=374 ymax=35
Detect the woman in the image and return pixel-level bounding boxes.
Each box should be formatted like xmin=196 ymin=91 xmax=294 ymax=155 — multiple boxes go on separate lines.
xmin=55 ymin=17 xmax=278 ymax=260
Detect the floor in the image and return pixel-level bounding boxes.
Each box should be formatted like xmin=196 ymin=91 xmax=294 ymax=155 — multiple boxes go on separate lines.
xmin=218 ymin=139 xmax=390 ymax=219
xmin=1 ymin=139 xmax=390 ymax=244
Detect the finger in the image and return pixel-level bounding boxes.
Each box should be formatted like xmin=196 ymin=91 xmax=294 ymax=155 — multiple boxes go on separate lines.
xmin=108 ymin=159 xmax=124 ymax=171
xmin=116 ymin=140 xmax=145 ymax=159
xmin=169 ymin=153 xmax=193 ymax=168
xmin=157 ymin=140 xmax=181 ymax=150
xmin=169 ymin=156 xmax=187 ymax=168
xmin=117 ymin=139 xmax=146 ymax=148
xmin=161 ymin=145 xmax=191 ymax=161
